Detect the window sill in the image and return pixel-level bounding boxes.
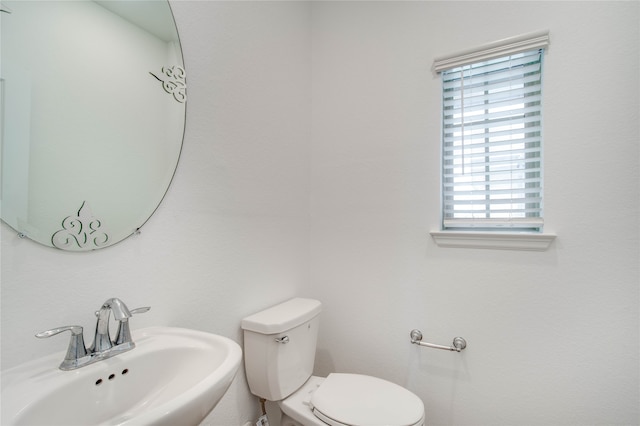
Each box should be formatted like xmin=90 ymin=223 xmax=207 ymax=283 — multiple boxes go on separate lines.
xmin=430 ymin=231 xmax=556 ymax=251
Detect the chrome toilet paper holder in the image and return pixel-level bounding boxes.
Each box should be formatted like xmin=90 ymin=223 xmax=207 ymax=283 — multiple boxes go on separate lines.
xmin=410 ymin=329 xmax=467 ymax=352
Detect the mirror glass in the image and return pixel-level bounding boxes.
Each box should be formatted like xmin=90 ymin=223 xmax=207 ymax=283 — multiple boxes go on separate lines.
xmin=0 ymin=0 xmax=185 ymax=251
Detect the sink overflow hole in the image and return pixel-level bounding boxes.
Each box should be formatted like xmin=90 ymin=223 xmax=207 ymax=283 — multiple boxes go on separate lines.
xmin=94 ymin=369 xmax=130 ymax=386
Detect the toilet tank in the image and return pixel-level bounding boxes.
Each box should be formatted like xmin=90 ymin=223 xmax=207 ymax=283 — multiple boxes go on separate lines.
xmin=241 ymin=298 xmax=322 ymax=401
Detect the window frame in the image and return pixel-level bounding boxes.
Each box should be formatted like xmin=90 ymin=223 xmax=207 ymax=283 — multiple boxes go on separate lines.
xmin=430 ymin=31 xmax=556 ymax=250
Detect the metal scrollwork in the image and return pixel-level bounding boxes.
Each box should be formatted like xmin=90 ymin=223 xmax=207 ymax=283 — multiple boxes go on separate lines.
xmin=51 ymin=201 xmax=109 ymax=250
xmin=150 ymin=66 xmax=186 ymax=103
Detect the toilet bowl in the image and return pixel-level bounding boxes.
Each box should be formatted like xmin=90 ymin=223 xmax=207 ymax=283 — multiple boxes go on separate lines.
xmin=241 ymin=298 xmax=425 ymax=426
xmin=279 ymin=374 xmax=425 ymax=426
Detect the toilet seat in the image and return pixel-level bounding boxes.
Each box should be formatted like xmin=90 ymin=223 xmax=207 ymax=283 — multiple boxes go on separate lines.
xmin=310 ymin=373 xmax=424 ymax=426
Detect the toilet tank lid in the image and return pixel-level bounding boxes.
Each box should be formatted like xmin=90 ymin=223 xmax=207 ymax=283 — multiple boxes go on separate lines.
xmin=241 ymin=298 xmax=322 ymax=334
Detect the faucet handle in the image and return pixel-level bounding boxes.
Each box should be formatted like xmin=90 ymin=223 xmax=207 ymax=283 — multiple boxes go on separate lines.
xmin=130 ymin=306 xmax=151 ymax=315
xmin=114 ymin=306 xmax=150 ymax=346
xmin=36 ymin=326 xmax=88 ymax=370
xmin=97 ymin=306 xmax=149 ymax=317
xmin=36 ymin=325 xmax=84 ymax=338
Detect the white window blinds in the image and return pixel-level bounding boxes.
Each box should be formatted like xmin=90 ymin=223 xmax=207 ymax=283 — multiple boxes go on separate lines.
xmin=437 ymin=33 xmax=548 ymax=231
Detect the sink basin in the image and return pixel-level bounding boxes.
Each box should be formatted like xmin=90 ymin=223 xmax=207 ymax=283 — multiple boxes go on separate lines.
xmin=1 ymin=327 xmax=242 ymax=426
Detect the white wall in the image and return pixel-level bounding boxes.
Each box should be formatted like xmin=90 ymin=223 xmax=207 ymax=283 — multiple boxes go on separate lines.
xmin=1 ymin=1 xmax=638 ymax=426
xmin=309 ymin=1 xmax=639 ymax=425
xmin=1 ymin=1 xmax=310 ymax=424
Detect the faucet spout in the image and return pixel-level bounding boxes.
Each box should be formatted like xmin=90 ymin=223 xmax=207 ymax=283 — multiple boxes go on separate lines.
xmin=104 ymin=297 xmax=132 ymax=321
xmin=91 ymin=298 xmax=132 ymax=352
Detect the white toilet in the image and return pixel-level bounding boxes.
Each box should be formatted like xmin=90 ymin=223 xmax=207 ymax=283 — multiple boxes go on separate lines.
xmin=241 ymin=298 xmax=425 ymax=426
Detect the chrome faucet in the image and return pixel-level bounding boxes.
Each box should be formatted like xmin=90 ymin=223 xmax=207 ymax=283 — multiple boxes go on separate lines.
xmin=36 ymin=298 xmax=150 ymax=370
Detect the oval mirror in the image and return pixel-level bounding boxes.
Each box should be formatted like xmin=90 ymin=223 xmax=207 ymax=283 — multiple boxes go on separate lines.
xmin=0 ymin=0 xmax=185 ymax=251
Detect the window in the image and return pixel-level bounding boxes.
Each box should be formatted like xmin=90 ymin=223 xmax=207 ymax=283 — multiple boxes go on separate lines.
xmin=434 ymin=32 xmax=549 ymax=232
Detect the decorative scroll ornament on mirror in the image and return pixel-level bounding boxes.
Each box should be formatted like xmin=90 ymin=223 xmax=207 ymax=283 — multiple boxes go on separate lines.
xmin=51 ymin=202 xmax=109 ymax=251
xmin=150 ymin=66 xmax=187 ymax=103
xmin=0 ymin=1 xmax=186 ymax=251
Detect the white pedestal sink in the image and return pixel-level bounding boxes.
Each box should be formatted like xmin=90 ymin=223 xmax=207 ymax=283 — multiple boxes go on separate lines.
xmin=1 ymin=327 xmax=242 ymax=426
